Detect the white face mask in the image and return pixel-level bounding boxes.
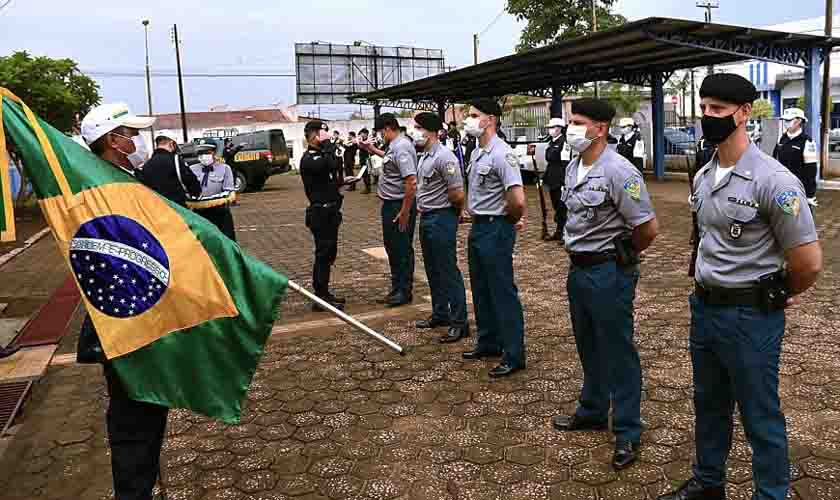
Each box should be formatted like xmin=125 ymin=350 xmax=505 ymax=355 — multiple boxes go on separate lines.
xmin=621 ymin=126 xmax=634 ymax=135
xmin=549 ymin=127 xmax=562 ymax=138
xmin=409 ymin=129 xmax=428 ymax=147
xmin=113 ymin=133 xmax=150 ymax=169
xmin=199 ymin=154 xmax=215 ymax=166
xmin=464 ymin=117 xmax=486 ymax=138
xmin=566 ymin=124 xmax=594 ymax=153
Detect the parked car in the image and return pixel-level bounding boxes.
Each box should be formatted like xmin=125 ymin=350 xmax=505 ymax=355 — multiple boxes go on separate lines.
xmin=180 ymin=129 xmax=292 ymax=192
xmin=664 ymin=129 xmax=695 ymax=155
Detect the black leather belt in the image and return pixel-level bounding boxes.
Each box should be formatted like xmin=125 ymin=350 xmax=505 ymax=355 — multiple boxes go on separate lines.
xmin=310 ymin=201 xmax=339 ymax=209
xmin=694 ymin=283 xmax=762 ymax=307
xmin=472 ymin=214 xmax=503 ymax=224
xmin=569 ymin=251 xmax=616 ymax=268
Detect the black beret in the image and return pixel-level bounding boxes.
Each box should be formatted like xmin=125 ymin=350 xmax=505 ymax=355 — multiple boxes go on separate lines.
xmin=571 ymin=98 xmax=616 ymax=123
xmin=304 ymin=120 xmax=329 ymax=134
xmin=413 ymin=112 xmax=443 ymax=132
xmin=374 ymin=113 xmax=399 ymax=131
xmin=469 ymin=98 xmax=502 ymax=117
xmin=699 ymin=73 xmax=758 ymax=105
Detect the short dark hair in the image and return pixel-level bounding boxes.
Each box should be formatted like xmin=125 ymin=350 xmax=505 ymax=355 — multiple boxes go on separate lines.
xmin=359 ymin=128 xmax=369 ymax=135
xmin=349 ymin=131 xmax=356 ymax=136
xmin=376 ymin=113 xmax=400 ymax=132
xmin=399 ymin=126 xmax=407 ymax=134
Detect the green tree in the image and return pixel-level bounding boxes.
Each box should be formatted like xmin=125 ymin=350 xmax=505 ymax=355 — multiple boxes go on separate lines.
xmin=506 ymin=0 xmax=627 ymax=52
xmin=797 ymin=95 xmax=807 ymax=110
xmin=0 ymin=51 xmax=100 ymax=133
xmin=751 ymin=99 xmax=774 ymax=120
xmin=578 ymin=83 xmax=644 ymax=115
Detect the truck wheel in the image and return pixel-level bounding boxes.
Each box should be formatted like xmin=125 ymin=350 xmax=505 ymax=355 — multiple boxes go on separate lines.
xmin=234 ymin=170 xmax=248 ymax=193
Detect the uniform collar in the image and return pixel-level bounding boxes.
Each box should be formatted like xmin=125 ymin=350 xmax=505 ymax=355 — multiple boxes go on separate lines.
xmin=421 ymin=142 xmax=443 ymax=159
xmin=570 ymin=148 xmax=608 ymax=189
xmin=786 ymin=129 xmax=803 ymax=140
xmin=705 ymin=144 xmax=758 ymax=193
xmin=479 ymin=134 xmax=501 ymax=154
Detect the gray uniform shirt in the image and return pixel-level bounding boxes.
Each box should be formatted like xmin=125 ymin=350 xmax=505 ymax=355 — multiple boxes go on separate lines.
xmin=693 ymin=143 xmax=818 ymax=289
xmin=189 ymin=162 xmax=235 ymax=198
xmin=467 ymin=135 xmax=523 ymax=216
xmin=417 ymin=142 xmax=463 ymax=212
xmin=562 ymin=148 xmax=655 ymax=253
xmin=377 ymin=135 xmax=418 ymax=201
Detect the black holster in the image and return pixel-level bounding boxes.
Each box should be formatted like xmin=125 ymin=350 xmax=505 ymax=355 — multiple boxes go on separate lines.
xmin=613 ymin=234 xmax=640 ymax=267
xmin=757 ymin=271 xmax=789 ymax=313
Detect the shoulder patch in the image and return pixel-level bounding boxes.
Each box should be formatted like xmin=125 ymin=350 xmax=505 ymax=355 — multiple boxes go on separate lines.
xmin=505 ymin=152 xmax=519 ymax=169
xmin=623 ymin=177 xmax=642 ymax=201
xmin=775 ymin=190 xmax=801 ymax=216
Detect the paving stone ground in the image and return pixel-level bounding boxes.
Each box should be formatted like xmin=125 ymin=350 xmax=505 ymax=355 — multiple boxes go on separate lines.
xmin=2 ymin=173 xmax=840 ymax=500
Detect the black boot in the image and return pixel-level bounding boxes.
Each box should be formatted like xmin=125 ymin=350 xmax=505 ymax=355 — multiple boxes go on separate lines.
xmin=656 ymin=478 xmax=726 ymax=500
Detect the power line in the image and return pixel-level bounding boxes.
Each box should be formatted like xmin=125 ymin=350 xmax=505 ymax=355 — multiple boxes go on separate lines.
xmin=86 ymin=71 xmax=296 ymax=79
xmin=478 ymin=7 xmax=507 ymax=37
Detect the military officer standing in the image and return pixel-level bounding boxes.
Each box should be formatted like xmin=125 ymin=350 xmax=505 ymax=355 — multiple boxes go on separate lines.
xmin=460 ymin=98 xmax=527 ymax=378
xmin=359 ymin=113 xmax=418 ymax=307
xmin=616 ymin=117 xmax=645 ymax=172
xmin=188 ymin=143 xmax=237 ymax=241
xmin=358 ymin=128 xmax=372 ymax=194
xmin=551 ymin=99 xmax=659 ymax=472
xmin=410 ymin=113 xmax=469 ymax=343
xmin=299 ymin=121 xmax=355 ymax=312
xmin=543 ymin=117 xmax=571 ymax=241
xmin=773 ymin=107 xmax=819 ymax=208
xmin=659 ymin=74 xmax=822 ymax=500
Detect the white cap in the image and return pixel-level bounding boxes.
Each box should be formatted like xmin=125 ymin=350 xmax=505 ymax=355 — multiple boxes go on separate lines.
xmin=782 ymin=107 xmax=807 ymax=122
xmin=81 ymin=103 xmax=156 ymax=144
xmin=618 ymin=117 xmax=635 ymax=127
xmin=548 ymin=118 xmax=565 ymax=128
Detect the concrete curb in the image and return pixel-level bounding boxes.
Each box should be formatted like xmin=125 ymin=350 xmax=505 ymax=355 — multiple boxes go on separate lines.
xmin=0 ymin=228 xmax=51 ymax=269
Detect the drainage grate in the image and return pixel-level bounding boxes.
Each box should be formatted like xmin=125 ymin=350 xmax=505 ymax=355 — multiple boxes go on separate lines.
xmin=0 ymin=381 xmax=32 ymax=435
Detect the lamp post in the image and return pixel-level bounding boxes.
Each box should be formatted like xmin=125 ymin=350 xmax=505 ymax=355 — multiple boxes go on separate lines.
xmin=142 ymin=20 xmax=154 ymax=137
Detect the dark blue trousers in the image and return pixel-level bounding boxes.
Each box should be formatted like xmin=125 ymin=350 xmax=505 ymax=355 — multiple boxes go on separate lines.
xmin=468 ymin=217 xmax=525 ymax=367
xmin=381 ymin=199 xmax=416 ymax=297
xmin=419 ymin=208 xmax=467 ymax=328
xmin=567 ymin=261 xmax=642 ymax=443
xmin=689 ymin=294 xmax=789 ymax=500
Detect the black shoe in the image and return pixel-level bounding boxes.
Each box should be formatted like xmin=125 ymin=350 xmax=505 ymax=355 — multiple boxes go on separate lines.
xmin=385 ymin=293 xmax=412 ymax=308
xmin=551 ymin=414 xmax=609 ymax=432
xmin=324 ymin=292 xmax=346 ymax=304
xmin=312 ymin=299 xmax=344 ymax=312
xmin=656 ymin=478 xmax=726 ymax=500
xmin=415 ymin=317 xmax=450 ymax=329
xmin=0 ymin=345 xmax=20 ymax=359
xmin=612 ymin=440 xmax=639 ymax=470
xmin=488 ymin=362 xmax=524 ymax=378
xmin=376 ymin=292 xmax=398 ymax=304
xmin=461 ymin=347 xmax=503 ymax=360
xmin=439 ymin=325 xmax=470 ymax=344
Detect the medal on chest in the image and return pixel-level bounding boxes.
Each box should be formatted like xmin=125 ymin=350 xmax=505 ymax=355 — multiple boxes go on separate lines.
xmin=729 ymin=222 xmax=743 ymax=239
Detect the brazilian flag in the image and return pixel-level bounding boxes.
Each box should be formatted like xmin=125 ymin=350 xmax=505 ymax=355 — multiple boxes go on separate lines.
xmin=0 ymin=89 xmax=287 ymax=423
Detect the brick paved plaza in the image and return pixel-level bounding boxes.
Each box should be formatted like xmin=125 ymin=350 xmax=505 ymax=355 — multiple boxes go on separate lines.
xmin=1 ymin=174 xmax=839 ymax=500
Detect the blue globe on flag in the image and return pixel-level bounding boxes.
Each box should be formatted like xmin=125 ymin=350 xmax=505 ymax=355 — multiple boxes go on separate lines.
xmin=69 ymin=215 xmax=170 ymax=319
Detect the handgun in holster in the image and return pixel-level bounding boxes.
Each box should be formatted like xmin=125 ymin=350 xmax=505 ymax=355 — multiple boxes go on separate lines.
xmin=757 ymin=271 xmax=789 ymax=313
xmin=613 ymin=234 xmax=640 ymax=267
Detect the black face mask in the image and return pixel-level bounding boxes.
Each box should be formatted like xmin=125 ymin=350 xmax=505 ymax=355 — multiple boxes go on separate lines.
xmin=701 ymin=107 xmax=742 ymax=145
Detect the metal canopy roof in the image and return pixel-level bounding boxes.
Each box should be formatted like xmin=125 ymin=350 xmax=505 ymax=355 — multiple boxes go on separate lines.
xmin=351 ymin=17 xmax=840 ymax=107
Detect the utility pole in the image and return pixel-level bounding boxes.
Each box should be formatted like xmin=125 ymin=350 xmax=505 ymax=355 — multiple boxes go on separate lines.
xmin=142 ymin=20 xmax=154 ymax=137
xmin=473 ymin=34 xmax=479 ymax=65
xmin=592 ymin=0 xmax=600 ymax=99
xmin=171 ymin=24 xmax=188 ymax=143
xmin=820 ymin=0 xmax=833 ymax=181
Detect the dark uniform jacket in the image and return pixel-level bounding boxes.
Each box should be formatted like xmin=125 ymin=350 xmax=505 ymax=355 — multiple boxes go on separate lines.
xmin=300 ymin=145 xmax=343 ymax=205
xmin=138 ymin=149 xmax=202 ymax=206
xmin=772 ymin=132 xmax=818 ymax=198
xmin=616 ymin=132 xmax=641 ymax=163
xmin=543 ymin=135 xmax=569 ymax=190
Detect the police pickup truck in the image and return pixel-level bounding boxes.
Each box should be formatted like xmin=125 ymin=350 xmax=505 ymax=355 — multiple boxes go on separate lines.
xmin=180 ymin=129 xmax=292 ymax=192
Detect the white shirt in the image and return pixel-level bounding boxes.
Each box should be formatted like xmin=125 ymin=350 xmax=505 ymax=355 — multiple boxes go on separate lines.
xmin=714 ymin=162 xmax=734 ymax=186
xmin=577 ymin=163 xmax=593 ymax=185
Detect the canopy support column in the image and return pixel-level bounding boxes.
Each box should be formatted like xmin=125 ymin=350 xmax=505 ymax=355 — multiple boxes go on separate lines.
xmin=804 ymin=47 xmax=822 ymax=183
xmin=651 ymin=72 xmax=666 ymax=180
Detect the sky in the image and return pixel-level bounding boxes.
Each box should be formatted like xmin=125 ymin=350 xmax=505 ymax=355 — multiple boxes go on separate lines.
xmin=0 ymin=0 xmax=834 ymax=119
